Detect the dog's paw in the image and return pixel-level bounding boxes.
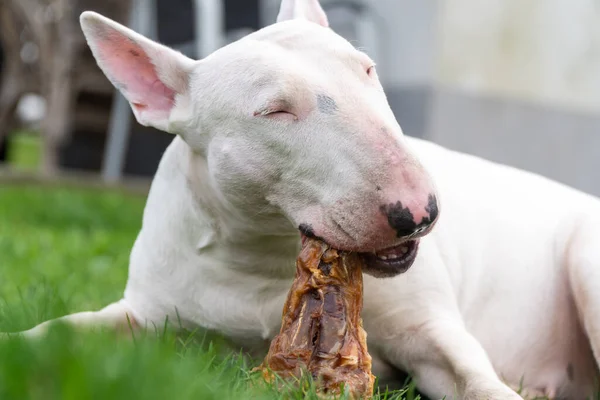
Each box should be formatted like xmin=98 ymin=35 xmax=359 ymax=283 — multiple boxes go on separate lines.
xmin=463 ymin=379 xmax=524 ymax=400
xmin=509 ymin=384 xmax=554 ymax=400
xmin=464 ymin=389 xmax=523 ymax=400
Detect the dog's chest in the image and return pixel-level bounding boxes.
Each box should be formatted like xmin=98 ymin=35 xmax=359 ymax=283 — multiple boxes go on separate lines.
xmin=165 ymin=256 xmax=295 ymax=339
xmin=126 ymin=235 xmax=296 ymax=348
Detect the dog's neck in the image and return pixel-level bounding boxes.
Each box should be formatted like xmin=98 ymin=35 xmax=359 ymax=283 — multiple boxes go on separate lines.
xmin=151 ymin=137 xmax=300 ymax=279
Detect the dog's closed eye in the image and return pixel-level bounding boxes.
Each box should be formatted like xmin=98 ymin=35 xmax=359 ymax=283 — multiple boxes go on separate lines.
xmin=254 ymin=108 xmax=297 ymax=121
xmin=254 ymin=100 xmax=297 ymax=121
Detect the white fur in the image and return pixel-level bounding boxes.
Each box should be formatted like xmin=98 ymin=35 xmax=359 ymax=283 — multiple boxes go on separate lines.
xmin=277 ymin=0 xmax=329 ymax=27
xmin=12 ymin=3 xmax=600 ymax=399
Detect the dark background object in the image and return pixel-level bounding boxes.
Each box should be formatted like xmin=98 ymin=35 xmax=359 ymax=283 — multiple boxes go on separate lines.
xmin=0 ymin=36 xmax=7 ymax=162
xmin=59 ymin=0 xmax=260 ymax=177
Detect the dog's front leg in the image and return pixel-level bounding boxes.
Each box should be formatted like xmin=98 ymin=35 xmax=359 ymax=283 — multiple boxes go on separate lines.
xmin=365 ymin=244 xmax=522 ymax=400
xmin=380 ymin=318 xmax=523 ymax=400
xmin=2 ymin=300 xmax=138 ymax=340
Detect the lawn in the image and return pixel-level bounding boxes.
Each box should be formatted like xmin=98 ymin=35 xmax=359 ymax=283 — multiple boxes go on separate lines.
xmin=0 ymin=184 xmax=418 ymax=400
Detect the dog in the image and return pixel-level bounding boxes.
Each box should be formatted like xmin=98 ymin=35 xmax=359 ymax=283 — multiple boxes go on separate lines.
xmin=7 ymin=0 xmax=600 ymax=399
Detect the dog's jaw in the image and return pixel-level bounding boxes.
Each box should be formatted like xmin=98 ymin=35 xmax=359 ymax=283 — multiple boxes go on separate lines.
xmin=178 ymin=139 xmax=301 ymax=278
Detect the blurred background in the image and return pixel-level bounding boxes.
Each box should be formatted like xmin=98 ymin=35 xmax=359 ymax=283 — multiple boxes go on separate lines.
xmin=0 ymin=2 xmax=598 ymax=396
xmin=1 ymin=0 xmax=600 ymax=195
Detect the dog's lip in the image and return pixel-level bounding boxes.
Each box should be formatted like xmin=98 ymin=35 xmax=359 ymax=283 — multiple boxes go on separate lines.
xmin=358 ymin=239 xmax=419 ymax=276
xmin=299 ymin=230 xmax=420 ymax=277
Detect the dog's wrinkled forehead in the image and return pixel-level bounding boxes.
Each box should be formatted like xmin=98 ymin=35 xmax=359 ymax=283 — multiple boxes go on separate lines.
xmin=196 ymin=20 xmax=375 ymax=110
xmin=251 ymin=20 xmax=355 ymax=54
xmin=211 ymin=20 xmax=371 ymax=79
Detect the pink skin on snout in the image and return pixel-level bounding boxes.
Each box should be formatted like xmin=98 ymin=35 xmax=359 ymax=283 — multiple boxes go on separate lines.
xmin=297 ymin=159 xmax=437 ymax=278
xmin=298 ymin=127 xmax=439 ymax=254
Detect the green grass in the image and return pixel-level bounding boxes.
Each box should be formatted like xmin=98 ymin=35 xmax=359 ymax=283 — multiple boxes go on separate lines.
xmin=0 ymin=185 xmax=417 ymax=400
xmin=6 ymin=131 xmax=41 ymax=170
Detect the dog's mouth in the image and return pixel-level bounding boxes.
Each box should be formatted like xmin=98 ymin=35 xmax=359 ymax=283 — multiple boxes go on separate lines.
xmin=358 ymin=240 xmax=419 ymax=278
xmin=298 ymin=227 xmax=420 ymax=278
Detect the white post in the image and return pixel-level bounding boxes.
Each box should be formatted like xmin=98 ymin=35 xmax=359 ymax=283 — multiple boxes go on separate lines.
xmin=194 ymin=0 xmax=225 ymax=58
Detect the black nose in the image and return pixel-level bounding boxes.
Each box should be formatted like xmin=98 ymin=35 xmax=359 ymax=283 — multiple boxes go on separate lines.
xmin=381 ymin=194 xmax=439 ymax=238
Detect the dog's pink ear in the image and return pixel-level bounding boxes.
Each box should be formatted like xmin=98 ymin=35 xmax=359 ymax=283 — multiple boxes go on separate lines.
xmin=277 ymin=0 xmax=329 ymax=28
xmin=80 ymin=12 xmax=194 ymax=133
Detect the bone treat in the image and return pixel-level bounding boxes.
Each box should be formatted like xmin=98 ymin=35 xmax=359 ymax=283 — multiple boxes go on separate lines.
xmin=259 ymin=236 xmax=375 ymax=398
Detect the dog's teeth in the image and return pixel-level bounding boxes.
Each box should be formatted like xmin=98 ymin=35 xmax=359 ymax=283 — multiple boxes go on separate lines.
xmin=376 ymin=244 xmax=412 ymax=261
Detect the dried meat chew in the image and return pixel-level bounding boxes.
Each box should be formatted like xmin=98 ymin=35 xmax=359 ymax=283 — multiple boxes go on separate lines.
xmin=259 ymin=236 xmax=375 ymax=398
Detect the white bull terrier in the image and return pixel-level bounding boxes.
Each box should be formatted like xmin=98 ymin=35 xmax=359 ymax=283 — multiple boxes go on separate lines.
xmin=9 ymin=0 xmax=600 ymax=399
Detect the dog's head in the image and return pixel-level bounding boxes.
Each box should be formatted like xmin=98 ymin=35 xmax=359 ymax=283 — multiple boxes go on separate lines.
xmin=80 ymin=0 xmax=439 ymax=277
